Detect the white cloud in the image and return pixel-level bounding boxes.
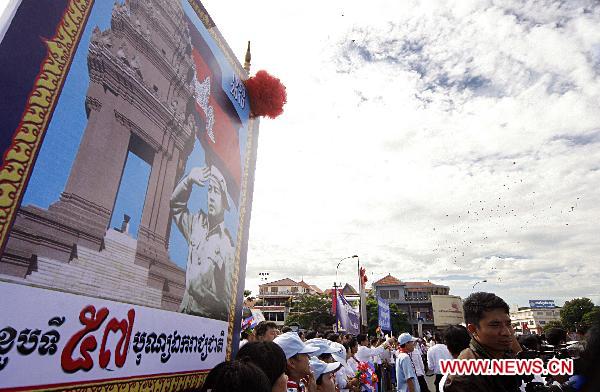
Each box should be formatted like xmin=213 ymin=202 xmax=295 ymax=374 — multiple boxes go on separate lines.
xmin=197 ymin=0 xmax=600 ymax=307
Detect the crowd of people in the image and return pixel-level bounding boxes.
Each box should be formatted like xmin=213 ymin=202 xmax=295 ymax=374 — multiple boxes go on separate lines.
xmin=199 ymin=292 xmax=600 ymax=392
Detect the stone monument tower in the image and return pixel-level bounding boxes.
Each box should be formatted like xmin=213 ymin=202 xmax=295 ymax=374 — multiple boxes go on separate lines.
xmin=1 ymin=0 xmax=199 ymax=311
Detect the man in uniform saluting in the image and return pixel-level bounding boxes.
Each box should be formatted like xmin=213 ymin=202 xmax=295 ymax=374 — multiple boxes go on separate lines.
xmin=171 ymin=164 xmax=235 ymax=321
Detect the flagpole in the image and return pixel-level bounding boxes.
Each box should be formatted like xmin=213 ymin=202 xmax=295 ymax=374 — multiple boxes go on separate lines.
xmin=333 ymin=281 xmax=338 ymax=332
xmin=357 ymin=256 xmax=362 ymax=333
xmin=335 ymin=255 xmax=359 ymax=333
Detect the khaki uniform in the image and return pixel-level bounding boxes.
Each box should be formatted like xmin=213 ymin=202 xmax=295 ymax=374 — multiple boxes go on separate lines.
xmin=171 ymin=175 xmax=234 ymax=321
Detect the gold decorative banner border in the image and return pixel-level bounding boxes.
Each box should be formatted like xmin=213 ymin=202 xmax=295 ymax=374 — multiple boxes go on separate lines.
xmin=15 ymin=370 xmax=209 ymax=392
xmin=0 ymin=0 xmax=94 ymax=249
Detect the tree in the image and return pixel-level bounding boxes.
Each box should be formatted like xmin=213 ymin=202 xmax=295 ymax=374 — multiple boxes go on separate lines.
xmin=560 ymin=298 xmax=595 ymax=331
xmin=581 ymin=307 xmax=600 ymax=328
xmin=243 ymin=289 xmax=252 ymax=298
xmin=542 ymin=320 xmax=564 ymax=333
xmin=366 ymin=292 xmax=411 ymax=336
xmin=285 ymin=294 xmax=335 ymax=330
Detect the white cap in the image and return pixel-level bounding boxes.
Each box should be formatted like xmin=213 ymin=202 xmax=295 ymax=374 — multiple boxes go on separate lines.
xmin=274 ymin=332 xmax=319 ymax=359
xmin=309 ymin=358 xmax=342 ymax=380
xmin=398 ymin=332 xmax=417 ymax=346
xmin=328 ymin=341 xmax=347 ymax=367
xmin=306 ymin=338 xmax=339 ymax=357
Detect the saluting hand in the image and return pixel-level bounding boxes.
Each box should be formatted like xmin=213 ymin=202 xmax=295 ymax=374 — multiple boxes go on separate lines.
xmin=187 ymin=166 xmax=210 ymax=187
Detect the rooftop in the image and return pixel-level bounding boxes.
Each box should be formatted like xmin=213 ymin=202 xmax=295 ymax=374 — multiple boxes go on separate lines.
xmin=259 ymin=278 xmax=322 ymax=292
xmin=373 ymin=274 xmax=448 ymax=288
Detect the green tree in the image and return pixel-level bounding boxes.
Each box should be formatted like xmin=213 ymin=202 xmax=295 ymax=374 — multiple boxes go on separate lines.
xmin=560 ymin=298 xmax=595 ymax=331
xmin=243 ymin=289 xmax=252 ymax=298
xmin=542 ymin=320 xmax=564 ymax=333
xmin=286 ymin=294 xmax=335 ymax=330
xmin=366 ymin=292 xmax=411 ymax=336
xmin=581 ymin=307 xmax=600 ymax=328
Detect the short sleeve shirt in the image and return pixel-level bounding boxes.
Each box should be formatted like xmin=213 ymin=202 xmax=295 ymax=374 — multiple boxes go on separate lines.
xmin=396 ymin=352 xmax=421 ymax=392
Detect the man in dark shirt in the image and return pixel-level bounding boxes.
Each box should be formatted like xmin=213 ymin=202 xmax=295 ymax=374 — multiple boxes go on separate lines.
xmin=444 ymin=292 xmax=522 ymax=392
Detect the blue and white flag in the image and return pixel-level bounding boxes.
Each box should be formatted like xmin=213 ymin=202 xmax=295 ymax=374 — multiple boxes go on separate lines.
xmin=377 ymin=297 xmax=391 ymax=332
xmin=336 ymin=291 xmax=360 ymax=335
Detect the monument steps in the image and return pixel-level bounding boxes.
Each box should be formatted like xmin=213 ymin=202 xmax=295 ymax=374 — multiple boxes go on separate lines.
xmin=25 ymin=230 xmax=163 ymax=308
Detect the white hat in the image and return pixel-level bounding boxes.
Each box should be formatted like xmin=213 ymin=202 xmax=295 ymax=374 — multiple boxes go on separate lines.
xmin=274 ymin=332 xmax=319 ymax=359
xmin=328 ymin=341 xmax=347 ymax=367
xmin=209 ymin=165 xmax=229 ymax=211
xmin=309 ymin=358 xmax=342 ymax=380
xmin=398 ymin=332 xmax=417 ymax=346
xmin=305 ymin=338 xmax=339 ymax=358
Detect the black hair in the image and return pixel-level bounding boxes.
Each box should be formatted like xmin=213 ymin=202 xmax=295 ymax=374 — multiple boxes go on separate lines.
xmin=316 ymin=374 xmax=324 ymax=385
xmin=236 ymin=341 xmax=287 ymax=387
xmin=463 ymin=292 xmax=510 ymax=326
xmin=255 ymin=321 xmax=278 ymax=338
xmin=327 ymin=333 xmax=340 ymax=343
xmin=297 ymin=330 xmax=304 ymax=339
xmin=347 ymin=337 xmax=358 ymax=349
xmin=433 ymin=332 xmax=443 ymax=343
xmin=241 ymin=331 xmax=249 ymax=340
xmin=318 ymin=353 xmax=334 ymax=362
xmin=281 ymin=326 xmax=292 ymax=333
xmin=199 ymin=360 xmax=270 ymax=392
xmin=580 ymin=324 xmax=600 ymax=390
xmin=546 ymin=328 xmax=567 ymax=346
xmin=518 ymin=334 xmax=540 ymax=351
xmin=357 ymin=334 xmax=368 ymax=345
xmin=444 ymin=325 xmax=471 ymax=357
xmin=305 ymin=330 xmax=317 ymax=340
xmin=370 ymin=337 xmax=379 ymax=346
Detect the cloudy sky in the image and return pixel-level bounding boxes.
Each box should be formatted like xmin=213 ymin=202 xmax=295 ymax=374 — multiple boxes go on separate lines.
xmin=199 ymin=0 xmax=600 ymax=307
xmin=2 ymin=0 xmax=599 ymax=308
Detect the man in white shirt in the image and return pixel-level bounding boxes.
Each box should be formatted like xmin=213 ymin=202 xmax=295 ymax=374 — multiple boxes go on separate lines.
xmin=409 ymin=341 xmax=429 ymax=392
xmin=355 ymin=334 xmax=392 ymax=363
xmin=427 ymin=333 xmax=452 ymax=392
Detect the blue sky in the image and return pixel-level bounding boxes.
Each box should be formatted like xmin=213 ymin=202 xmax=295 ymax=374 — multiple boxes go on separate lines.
xmin=17 ymin=0 xmax=248 ymax=269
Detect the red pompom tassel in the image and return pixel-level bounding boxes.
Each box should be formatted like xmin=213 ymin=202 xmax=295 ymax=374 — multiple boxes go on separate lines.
xmin=245 ymin=70 xmax=287 ymax=119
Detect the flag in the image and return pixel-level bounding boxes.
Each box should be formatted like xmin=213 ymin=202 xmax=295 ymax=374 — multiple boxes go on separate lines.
xmin=186 ymin=15 xmax=242 ymax=205
xmin=336 ymin=291 xmax=360 ymax=335
xmin=359 ymin=267 xmax=368 ymax=327
xmin=378 ymin=296 xmax=391 ymax=332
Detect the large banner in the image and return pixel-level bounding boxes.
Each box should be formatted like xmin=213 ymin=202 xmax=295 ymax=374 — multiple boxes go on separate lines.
xmin=377 ymin=297 xmax=391 ymax=332
xmin=336 ymin=291 xmax=360 ymax=335
xmin=431 ymin=295 xmax=465 ymax=326
xmin=0 ymin=0 xmax=259 ymax=390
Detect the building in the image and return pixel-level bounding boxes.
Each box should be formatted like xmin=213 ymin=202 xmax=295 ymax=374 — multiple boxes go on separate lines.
xmin=255 ymin=278 xmax=323 ymax=326
xmin=324 ymin=283 xmax=360 ymax=307
xmin=372 ymin=274 xmax=450 ymax=336
xmin=510 ymin=306 xmax=562 ymax=335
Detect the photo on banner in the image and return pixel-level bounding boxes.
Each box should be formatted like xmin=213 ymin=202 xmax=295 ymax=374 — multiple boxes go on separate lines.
xmin=0 ymin=0 xmax=258 ymax=390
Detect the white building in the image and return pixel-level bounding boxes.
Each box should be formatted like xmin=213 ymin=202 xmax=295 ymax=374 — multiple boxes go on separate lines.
xmin=255 ymin=278 xmax=323 ymax=326
xmin=510 ymin=306 xmax=561 ymax=335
